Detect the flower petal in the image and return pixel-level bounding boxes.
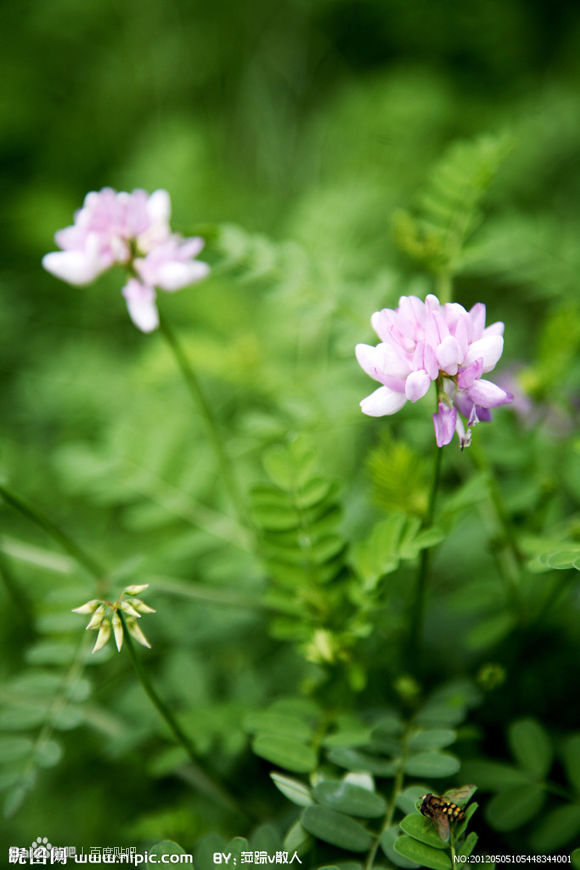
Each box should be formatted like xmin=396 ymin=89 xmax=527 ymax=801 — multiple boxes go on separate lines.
xmin=42 ymin=250 xmax=104 ymax=285
xmin=436 ymin=335 xmax=463 ymax=374
xmin=405 ymin=369 xmax=431 ymax=402
xmin=432 ymin=402 xmax=457 ymax=447
xmin=122 ymin=280 xmax=159 ymax=333
xmin=464 ymin=335 xmax=504 ymax=373
xmin=468 ymin=379 xmax=512 ymax=408
xmin=360 ymin=386 xmax=407 ymax=417
xmin=155 ymin=259 xmax=210 ymax=291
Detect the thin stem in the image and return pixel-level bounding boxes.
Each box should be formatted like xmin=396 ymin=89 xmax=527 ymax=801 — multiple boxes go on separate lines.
xmin=437 ymin=271 xmax=452 ymax=305
xmin=158 ymin=314 xmax=247 ymax=531
xmin=450 ymin=837 xmax=457 ymax=865
xmin=530 ymin=570 xmax=575 ymax=629
xmin=0 ymin=545 xmax=33 ymax=622
xmin=0 ymin=485 xmax=107 ymax=594
xmin=408 ymin=437 xmax=443 ymax=667
xmin=364 ymin=727 xmax=410 ymax=870
xmin=120 ymin=614 xmax=245 ymax=818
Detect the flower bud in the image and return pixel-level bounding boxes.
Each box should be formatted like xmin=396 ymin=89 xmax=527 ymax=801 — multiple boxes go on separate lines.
xmin=92 ymin=619 xmax=111 ymax=654
xmin=126 ymin=597 xmax=156 ymax=614
xmin=112 ymin=612 xmax=124 ymax=652
xmin=123 ymin=583 xmax=149 ymax=596
xmin=85 ymin=604 xmax=107 ymax=631
xmin=126 ymin=616 xmax=151 ymax=649
xmin=119 ymin=600 xmax=142 ymax=619
xmin=72 ymin=599 xmax=102 ymax=615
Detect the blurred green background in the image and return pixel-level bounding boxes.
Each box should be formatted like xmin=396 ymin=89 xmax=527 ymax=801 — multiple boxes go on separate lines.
xmin=2 ymin=0 xmax=580 ymax=860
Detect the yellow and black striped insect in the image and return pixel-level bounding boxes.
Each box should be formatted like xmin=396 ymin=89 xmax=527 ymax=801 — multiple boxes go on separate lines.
xmin=418 ymin=785 xmax=475 ymax=842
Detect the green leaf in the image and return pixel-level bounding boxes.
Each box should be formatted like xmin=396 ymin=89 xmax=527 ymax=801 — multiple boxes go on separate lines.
xmin=147 ymin=841 xmax=186 ymax=869
xmin=313 ymin=780 xmax=387 ymax=817
xmin=404 ymin=752 xmax=460 ymax=778
xmin=394 ymin=836 xmax=452 ymax=870
xmin=529 ymin=804 xmax=580 ymax=851
xmin=25 ymin=641 xmax=77 ymax=666
xmin=396 ymin=785 xmax=431 ymax=816
xmin=459 ymin=832 xmax=478 ymax=858
xmin=408 ymin=730 xmax=456 ymax=751
xmin=326 ymin=747 xmax=396 ymax=776
xmin=283 ymin=820 xmax=312 ymax=854
xmin=563 ymin=734 xmax=580 ymax=793
xmin=460 ymin=760 xmax=532 ymax=790
xmin=301 ymin=806 xmax=373 ymax=852
xmin=571 ymin=848 xmax=580 ymax=870
xmin=0 ymin=736 xmax=33 ymax=762
xmin=245 ymin=711 xmax=313 ymax=741
xmin=456 ymin=802 xmax=479 ymax=839
xmin=399 ymin=814 xmax=448 ymax=849
xmin=0 ymin=706 xmax=48 ymax=730
xmin=465 ymin=613 xmax=516 ymax=651
xmin=485 ymin=785 xmax=545 ymax=831
xmin=270 ymin=772 xmax=313 ymax=807
xmin=508 ymin=718 xmax=552 ymax=780
xmin=380 ymin=826 xmax=420 ymax=868
xmin=252 ymin=735 xmax=317 ymax=773
xmin=34 ymin=740 xmax=63 ymax=768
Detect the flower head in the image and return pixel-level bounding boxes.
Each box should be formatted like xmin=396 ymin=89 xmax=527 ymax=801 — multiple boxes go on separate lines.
xmin=356 ymin=294 xmax=512 ymax=447
xmin=73 ymin=584 xmax=155 ymax=653
xmin=43 ymin=188 xmax=209 ymax=332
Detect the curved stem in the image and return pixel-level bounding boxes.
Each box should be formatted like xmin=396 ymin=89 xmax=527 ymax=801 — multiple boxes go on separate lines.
xmin=120 ymin=613 xmax=246 ymax=818
xmin=408 ymin=439 xmax=443 ymax=667
xmin=158 ymin=314 xmax=248 ymax=532
xmin=437 ymin=271 xmax=452 ymax=305
xmin=0 ymin=485 xmax=108 ymax=594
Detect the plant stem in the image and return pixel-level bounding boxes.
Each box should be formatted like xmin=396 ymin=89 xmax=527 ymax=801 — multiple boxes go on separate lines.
xmin=364 ymin=728 xmax=409 ymax=870
xmin=408 ymin=438 xmax=443 ymax=667
xmin=0 ymin=485 xmax=108 ymax=594
xmin=450 ymin=837 xmax=457 ymax=865
xmin=120 ymin=614 xmax=245 ymax=818
xmin=158 ymin=314 xmax=248 ymax=531
xmin=437 ymin=271 xmax=452 ymax=305
xmin=0 ymin=546 xmax=33 ymax=622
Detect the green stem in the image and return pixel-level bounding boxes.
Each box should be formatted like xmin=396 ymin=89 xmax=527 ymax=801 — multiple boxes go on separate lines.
xmin=437 ymin=272 xmax=452 ymax=305
xmin=120 ymin=614 xmax=245 ymax=818
xmin=450 ymin=837 xmax=457 ymax=865
xmin=0 ymin=485 xmax=107 ymax=594
xmin=158 ymin=314 xmax=248 ymax=531
xmin=408 ymin=436 xmax=443 ymax=667
xmin=0 ymin=545 xmax=33 ymax=621
xmin=364 ymin=727 xmax=410 ymax=870
xmin=530 ymin=570 xmax=576 ymax=629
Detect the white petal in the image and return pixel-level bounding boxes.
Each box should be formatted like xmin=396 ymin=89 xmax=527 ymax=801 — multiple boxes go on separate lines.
xmin=405 ymin=369 xmax=431 ymax=402
xmin=147 ymin=189 xmax=171 ymax=224
xmin=156 ymin=260 xmax=210 ymax=291
xmin=42 ymin=250 xmax=102 ymax=285
xmin=360 ymin=386 xmax=407 ymax=417
xmin=464 ymin=335 xmax=504 ymax=373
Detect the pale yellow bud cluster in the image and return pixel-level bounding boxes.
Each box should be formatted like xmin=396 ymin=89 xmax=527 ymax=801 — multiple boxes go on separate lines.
xmin=72 ymin=584 xmax=155 ymax=654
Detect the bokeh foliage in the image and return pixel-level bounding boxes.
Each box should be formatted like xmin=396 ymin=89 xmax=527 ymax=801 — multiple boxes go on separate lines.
xmin=1 ymin=0 xmax=580 ymax=865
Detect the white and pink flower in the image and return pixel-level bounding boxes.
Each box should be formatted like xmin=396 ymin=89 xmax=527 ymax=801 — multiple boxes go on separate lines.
xmin=42 ymin=188 xmax=209 ymax=332
xmin=356 ymin=294 xmax=512 ymax=447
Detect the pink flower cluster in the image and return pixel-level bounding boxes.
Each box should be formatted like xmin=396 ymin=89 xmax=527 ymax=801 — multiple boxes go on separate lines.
xmin=356 ymin=294 xmax=512 ymax=447
xmin=42 ymin=188 xmax=209 ymax=332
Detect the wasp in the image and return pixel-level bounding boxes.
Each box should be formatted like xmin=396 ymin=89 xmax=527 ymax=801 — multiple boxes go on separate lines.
xmin=418 ymin=785 xmax=476 ymax=842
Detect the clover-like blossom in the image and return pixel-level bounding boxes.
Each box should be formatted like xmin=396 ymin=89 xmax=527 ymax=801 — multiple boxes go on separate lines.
xmin=42 ymin=188 xmax=209 ymax=332
xmin=355 ymin=294 xmax=512 ymax=447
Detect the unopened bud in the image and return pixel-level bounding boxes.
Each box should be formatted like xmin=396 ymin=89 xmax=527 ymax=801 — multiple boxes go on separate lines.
xmin=126 ymin=616 xmax=151 ymax=649
xmin=85 ymin=604 xmax=107 ymax=631
xmin=112 ymin=611 xmax=124 ymax=652
xmin=72 ymin=599 xmax=101 ymax=615
xmin=92 ymin=619 xmax=111 ymax=654
xmin=123 ymin=584 xmax=149 ymax=596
